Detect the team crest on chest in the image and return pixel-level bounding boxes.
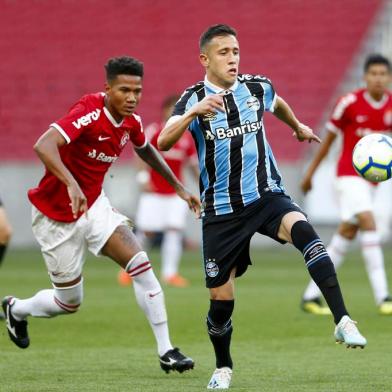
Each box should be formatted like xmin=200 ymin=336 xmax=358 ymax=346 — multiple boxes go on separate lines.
xmin=384 ymin=110 xmax=392 ymax=127
xmin=246 ymin=96 xmax=260 ymax=111
xmin=120 ymin=131 xmax=130 ymax=147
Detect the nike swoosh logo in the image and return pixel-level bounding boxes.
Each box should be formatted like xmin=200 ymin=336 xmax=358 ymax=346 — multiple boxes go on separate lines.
xmin=98 ymin=136 xmax=111 ymax=141
xmin=159 ymin=357 xmax=176 ymax=365
xmin=6 ymin=303 xmax=17 ymax=338
xmin=149 ymin=291 xmax=162 ymax=298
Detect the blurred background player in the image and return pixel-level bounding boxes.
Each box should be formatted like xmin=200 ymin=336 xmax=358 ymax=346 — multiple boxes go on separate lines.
xmin=301 ymin=54 xmax=392 ymax=316
xmin=1 ymin=56 xmax=198 ymax=373
xmin=118 ymin=95 xmax=199 ymax=288
xmin=0 ymin=196 xmax=12 ymax=319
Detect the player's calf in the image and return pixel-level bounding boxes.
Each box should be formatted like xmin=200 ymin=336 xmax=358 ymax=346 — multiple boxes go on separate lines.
xmin=53 ymin=281 xmax=83 ymax=314
xmin=207 ymin=299 xmax=234 ymax=370
xmin=291 ymin=221 xmax=349 ymax=324
xmin=9 ymin=281 xmax=83 ymax=320
xmin=126 ymin=251 xmax=195 ymax=371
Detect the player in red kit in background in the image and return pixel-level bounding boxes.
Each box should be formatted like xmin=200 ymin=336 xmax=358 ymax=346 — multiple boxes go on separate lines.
xmin=301 ymin=54 xmax=392 ymax=315
xmin=118 ymin=95 xmax=199 ymax=288
xmin=2 ymin=56 xmax=199 ymax=373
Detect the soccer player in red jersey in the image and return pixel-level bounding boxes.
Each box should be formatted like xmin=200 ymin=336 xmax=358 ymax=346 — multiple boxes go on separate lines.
xmin=2 ymin=56 xmax=199 ymax=373
xmin=301 ymin=54 xmax=392 ymax=315
xmin=118 ymin=95 xmax=199 ymax=288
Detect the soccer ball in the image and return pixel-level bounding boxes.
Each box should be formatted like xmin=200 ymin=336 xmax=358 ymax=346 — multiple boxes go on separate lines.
xmin=352 ymin=133 xmax=392 ymax=182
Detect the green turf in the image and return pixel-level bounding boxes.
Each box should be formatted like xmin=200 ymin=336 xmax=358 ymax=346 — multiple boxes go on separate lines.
xmin=0 ymin=247 xmax=391 ymax=391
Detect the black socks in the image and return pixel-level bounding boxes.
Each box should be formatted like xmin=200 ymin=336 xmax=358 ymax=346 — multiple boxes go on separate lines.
xmin=291 ymin=221 xmax=348 ymax=323
xmin=0 ymin=244 xmax=7 ymax=266
xmin=207 ymin=299 xmax=234 ymax=368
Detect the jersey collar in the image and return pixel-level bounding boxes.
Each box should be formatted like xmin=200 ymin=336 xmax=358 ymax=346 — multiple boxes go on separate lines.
xmin=103 ymin=99 xmax=124 ymax=128
xmin=204 ymin=76 xmax=239 ymax=94
xmin=363 ymin=91 xmax=388 ymax=110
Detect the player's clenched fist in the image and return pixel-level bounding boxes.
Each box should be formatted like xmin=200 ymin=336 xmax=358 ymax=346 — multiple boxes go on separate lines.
xmin=191 ymin=94 xmax=225 ymax=116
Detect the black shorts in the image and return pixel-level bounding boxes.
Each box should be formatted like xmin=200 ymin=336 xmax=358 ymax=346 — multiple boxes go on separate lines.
xmin=0 ymin=196 xmax=3 ymax=207
xmin=202 ymin=192 xmax=305 ymax=288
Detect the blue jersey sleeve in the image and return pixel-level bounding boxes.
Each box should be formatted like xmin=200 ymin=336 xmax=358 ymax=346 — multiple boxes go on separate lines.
xmin=172 ymin=88 xmax=199 ymax=131
xmin=260 ymin=79 xmax=277 ymax=112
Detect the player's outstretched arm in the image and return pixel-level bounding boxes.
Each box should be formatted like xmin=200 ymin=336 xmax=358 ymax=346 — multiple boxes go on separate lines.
xmin=273 ymin=97 xmax=321 ymax=143
xmin=33 ymin=128 xmax=87 ymax=218
xmin=301 ymin=131 xmax=337 ymax=193
xmin=136 ymin=142 xmax=201 ymax=216
xmin=158 ymin=94 xmax=225 ymax=151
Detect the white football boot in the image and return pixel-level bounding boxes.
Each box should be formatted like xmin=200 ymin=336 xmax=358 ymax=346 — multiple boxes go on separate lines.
xmin=207 ymin=367 xmax=232 ymax=389
xmin=334 ymin=315 xmax=367 ymax=348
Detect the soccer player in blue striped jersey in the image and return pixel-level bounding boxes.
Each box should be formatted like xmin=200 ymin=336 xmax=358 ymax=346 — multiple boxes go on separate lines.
xmin=159 ymin=24 xmax=367 ymax=389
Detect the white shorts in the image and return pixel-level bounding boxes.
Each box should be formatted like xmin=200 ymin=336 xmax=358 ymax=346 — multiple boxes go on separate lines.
xmin=135 ymin=193 xmax=188 ymax=231
xmin=334 ymin=176 xmax=375 ymax=224
xmin=32 ymin=192 xmax=131 ymax=284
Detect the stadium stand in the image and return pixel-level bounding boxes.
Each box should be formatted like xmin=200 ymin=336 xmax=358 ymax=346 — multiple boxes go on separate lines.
xmin=0 ymin=0 xmax=382 ymax=161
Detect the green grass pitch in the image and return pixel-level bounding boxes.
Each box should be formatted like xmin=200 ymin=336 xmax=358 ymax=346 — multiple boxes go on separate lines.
xmin=0 ymin=247 xmax=391 ymax=391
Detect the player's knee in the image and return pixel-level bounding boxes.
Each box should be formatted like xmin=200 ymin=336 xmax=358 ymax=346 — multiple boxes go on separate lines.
xmin=0 ymin=223 xmax=12 ymax=244
xmin=291 ymin=220 xmax=319 ymax=251
xmin=53 ymin=280 xmax=84 ymax=314
xmin=125 ymin=251 xmax=152 ymax=279
xmin=338 ymin=223 xmax=358 ymax=240
xmin=207 ymin=299 xmax=234 ymax=336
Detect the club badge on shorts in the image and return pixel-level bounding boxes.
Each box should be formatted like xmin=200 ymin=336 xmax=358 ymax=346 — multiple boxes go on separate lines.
xmin=205 ymin=259 xmax=219 ymax=277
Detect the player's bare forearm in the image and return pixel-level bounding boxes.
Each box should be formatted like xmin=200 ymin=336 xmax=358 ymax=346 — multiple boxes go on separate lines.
xmin=136 ymin=143 xmax=201 ymax=216
xmin=274 ymin=97 xmax=321 ymax=143
xmin=158 ymin=111 xmax=197 ymax=151
xmin=135 ymin=142 xmax=183 ymax=192
xmin=300 ymin=131 xmax=337 ymax=193
xmin=273 ymin=96 xmax=300 ymax=131
xmin=34 ymin=128 xmax=78 ymax=187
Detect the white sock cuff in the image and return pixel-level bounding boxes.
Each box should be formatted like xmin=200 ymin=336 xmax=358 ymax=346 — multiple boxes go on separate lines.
xmin=360 ymin=231 xmax=381 ymax=246
xmin=52 ymin=278 xmax=84 ymax=290
xmin=53 ymin=281 xmax=84 ymax=313
xmin=125 ymin=251 xmax=152 ymax=277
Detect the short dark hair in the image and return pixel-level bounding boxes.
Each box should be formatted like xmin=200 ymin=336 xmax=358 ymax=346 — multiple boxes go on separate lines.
xmin=104 ymin=56 xmax=144 ymax=81
xmin=199 ymin=24 xmax=237 ymax=51
xmin=364 ymin=54 xmax=391 ymax=72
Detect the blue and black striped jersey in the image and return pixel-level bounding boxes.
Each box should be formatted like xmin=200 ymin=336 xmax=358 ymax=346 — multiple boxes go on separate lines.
xmin=173 ymin=74 xmax=285 ymax=217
